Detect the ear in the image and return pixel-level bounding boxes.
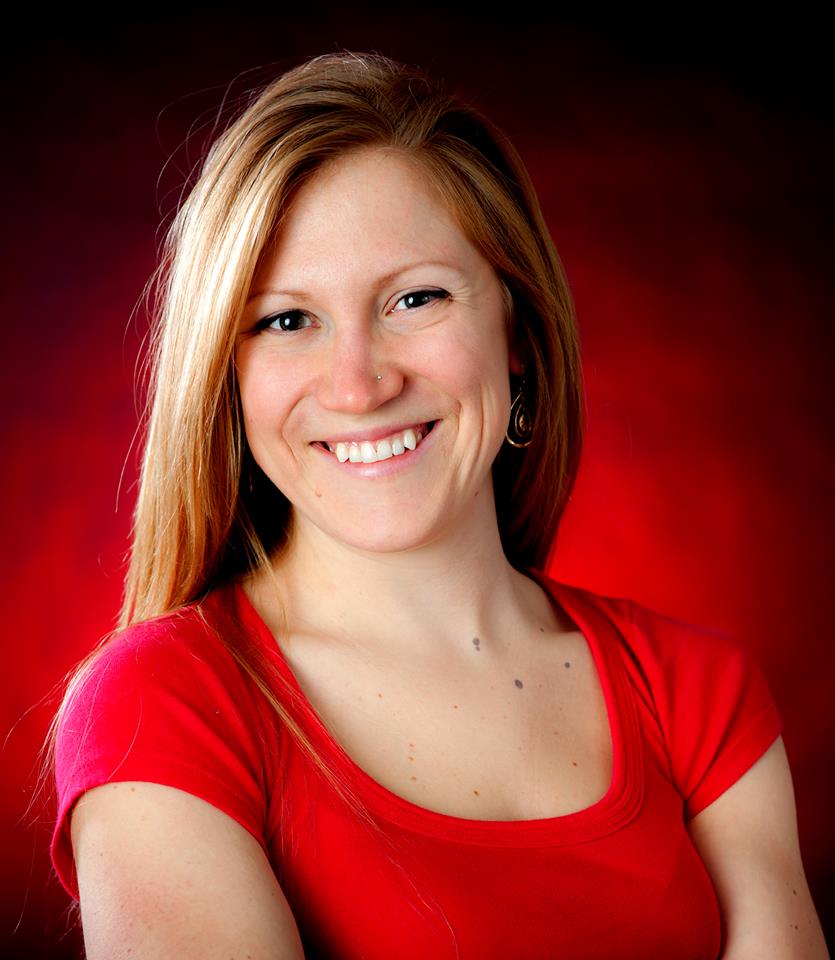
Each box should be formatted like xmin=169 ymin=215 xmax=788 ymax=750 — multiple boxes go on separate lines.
xmin=509 ymin=340 xmax=525 ymax=377
xmin=500 ymin=281 xmax=524 ymax=376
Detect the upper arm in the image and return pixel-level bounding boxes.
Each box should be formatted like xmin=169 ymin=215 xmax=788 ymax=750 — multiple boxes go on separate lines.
xmin=686 ymin=736 xmax=829 ymax=959
xmin=71 ymin=780 xmax=305 ymax=960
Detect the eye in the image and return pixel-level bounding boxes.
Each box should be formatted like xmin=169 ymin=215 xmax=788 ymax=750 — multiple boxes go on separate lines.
xmin=392 ymin=289 xmax=450 ymax=311
xmin=256 ymin=310 xmax=314 ymax=333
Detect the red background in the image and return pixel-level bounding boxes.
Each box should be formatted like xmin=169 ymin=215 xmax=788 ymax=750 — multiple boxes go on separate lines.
xmin=2 ymin=9 xmax=833 ymax=957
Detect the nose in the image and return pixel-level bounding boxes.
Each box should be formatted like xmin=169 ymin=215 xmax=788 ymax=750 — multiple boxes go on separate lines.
xmin=315 ymin=323 xmax=404 ymax=414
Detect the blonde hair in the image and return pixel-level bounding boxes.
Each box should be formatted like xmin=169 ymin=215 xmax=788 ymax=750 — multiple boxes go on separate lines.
xmin=47 ymin=51 xmax=585 ymax=942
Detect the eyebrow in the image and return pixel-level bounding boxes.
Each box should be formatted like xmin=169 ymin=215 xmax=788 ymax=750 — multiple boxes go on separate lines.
xmin=245 ymin=259 xmax=461 ymax=304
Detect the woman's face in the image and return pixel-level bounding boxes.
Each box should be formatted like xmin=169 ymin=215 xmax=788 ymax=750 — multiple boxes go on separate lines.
xmin=236 ymin=145 xmax=521 ymax=555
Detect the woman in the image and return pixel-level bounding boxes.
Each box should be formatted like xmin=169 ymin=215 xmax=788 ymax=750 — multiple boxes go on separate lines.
xmin=49 ymin=51 xmax=828 ymax=958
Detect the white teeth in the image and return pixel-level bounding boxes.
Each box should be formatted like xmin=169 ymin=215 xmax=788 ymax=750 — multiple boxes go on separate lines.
xmin=325 ymin=423 xmax=431 ymax=464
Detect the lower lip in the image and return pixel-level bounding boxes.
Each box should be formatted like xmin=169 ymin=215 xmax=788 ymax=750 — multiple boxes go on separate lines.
xmin=311 ymin=421 xmax=440 ymax=478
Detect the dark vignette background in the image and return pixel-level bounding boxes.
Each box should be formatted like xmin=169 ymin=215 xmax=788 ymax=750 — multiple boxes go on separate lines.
xmin=1 ymin=5 xmax=832 ymax=957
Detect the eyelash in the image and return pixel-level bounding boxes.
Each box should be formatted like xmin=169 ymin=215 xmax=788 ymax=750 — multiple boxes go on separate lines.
xmin=255 ymin=288 xmax=450 ymax=333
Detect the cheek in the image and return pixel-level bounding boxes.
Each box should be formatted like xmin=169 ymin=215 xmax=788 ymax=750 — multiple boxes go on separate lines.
xmin=422 ymin=320 xmax=509 ymax=386
xmin=427 ymin=329 xmax=510 ymax=413
xmin=235 ymin=350 xmax=297 ymax=444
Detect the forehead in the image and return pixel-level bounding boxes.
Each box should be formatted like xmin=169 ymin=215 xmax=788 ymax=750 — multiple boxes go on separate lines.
xmin=253 ymin=146 xmax=485 ymax=287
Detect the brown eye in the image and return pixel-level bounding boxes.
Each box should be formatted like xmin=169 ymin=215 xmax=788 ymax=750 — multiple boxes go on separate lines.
xmin=392 ymin=289 xmax=449 ymax=311
xmin=257 ymin=310 xmax=314 ymax=332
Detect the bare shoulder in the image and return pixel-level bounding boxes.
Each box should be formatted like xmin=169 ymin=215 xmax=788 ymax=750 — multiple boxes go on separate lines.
xmin=71 ymin=780 xmax=305 ymax=960
xmin=686 ymin=738 xmax=829 ymax=959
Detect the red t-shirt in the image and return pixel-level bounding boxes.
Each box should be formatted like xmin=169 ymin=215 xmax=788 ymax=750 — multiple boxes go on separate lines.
xmin=51 ymin=570 xmax=782 ymax=958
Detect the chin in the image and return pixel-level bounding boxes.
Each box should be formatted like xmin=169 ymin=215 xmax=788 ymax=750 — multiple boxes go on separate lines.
xmin=335 ymin=529 xmax=437 ymax=556
xmin=307 ymin=512 xmax=446 ymax=556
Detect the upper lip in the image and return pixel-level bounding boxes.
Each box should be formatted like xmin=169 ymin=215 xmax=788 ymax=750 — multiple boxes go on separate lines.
xmin=315 ymin=420 xmax=435 ymax=445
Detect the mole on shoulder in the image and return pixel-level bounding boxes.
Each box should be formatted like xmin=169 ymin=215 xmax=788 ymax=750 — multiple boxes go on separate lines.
xmin=564 ymin=661 xmax=571 ymax=668
xmin=472 ymin=636 xmax=481 ymax=651
xmin=539 ymin=626 xmax=545 ymax=632
xmin=514 ymin=678 xmax=524 ymax=689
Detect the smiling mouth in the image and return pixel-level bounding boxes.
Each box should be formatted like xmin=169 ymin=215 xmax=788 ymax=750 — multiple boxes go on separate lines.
xmin=314 ymin=421 xmax=438 ymax=463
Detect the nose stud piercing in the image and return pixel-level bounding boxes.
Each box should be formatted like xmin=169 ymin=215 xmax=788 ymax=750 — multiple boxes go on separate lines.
xmin=375 ymin=374 xmax=383 ymax=381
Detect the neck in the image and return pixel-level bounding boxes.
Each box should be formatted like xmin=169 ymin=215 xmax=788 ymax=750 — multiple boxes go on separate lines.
xmin=248 ymin=487 xmax=559 ymax=663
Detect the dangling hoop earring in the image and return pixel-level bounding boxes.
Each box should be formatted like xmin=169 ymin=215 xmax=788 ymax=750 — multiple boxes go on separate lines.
xmin=505 ymin=374 xmax=534 ymax=449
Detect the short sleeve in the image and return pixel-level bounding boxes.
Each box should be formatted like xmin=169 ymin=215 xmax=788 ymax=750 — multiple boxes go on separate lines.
xmin=627 ymin=599 xmax=783 ymax=821
xmin=50 ymin=609 xmax=270 ymax=900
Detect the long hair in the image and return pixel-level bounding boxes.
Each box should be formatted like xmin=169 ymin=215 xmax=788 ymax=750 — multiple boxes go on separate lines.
xmin=46 ymin=51 xmax=585 ymax=943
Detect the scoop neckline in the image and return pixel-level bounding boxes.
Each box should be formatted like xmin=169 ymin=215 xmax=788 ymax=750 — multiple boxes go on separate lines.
xmin=230 ymin=569 xmax=643 ymax=847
